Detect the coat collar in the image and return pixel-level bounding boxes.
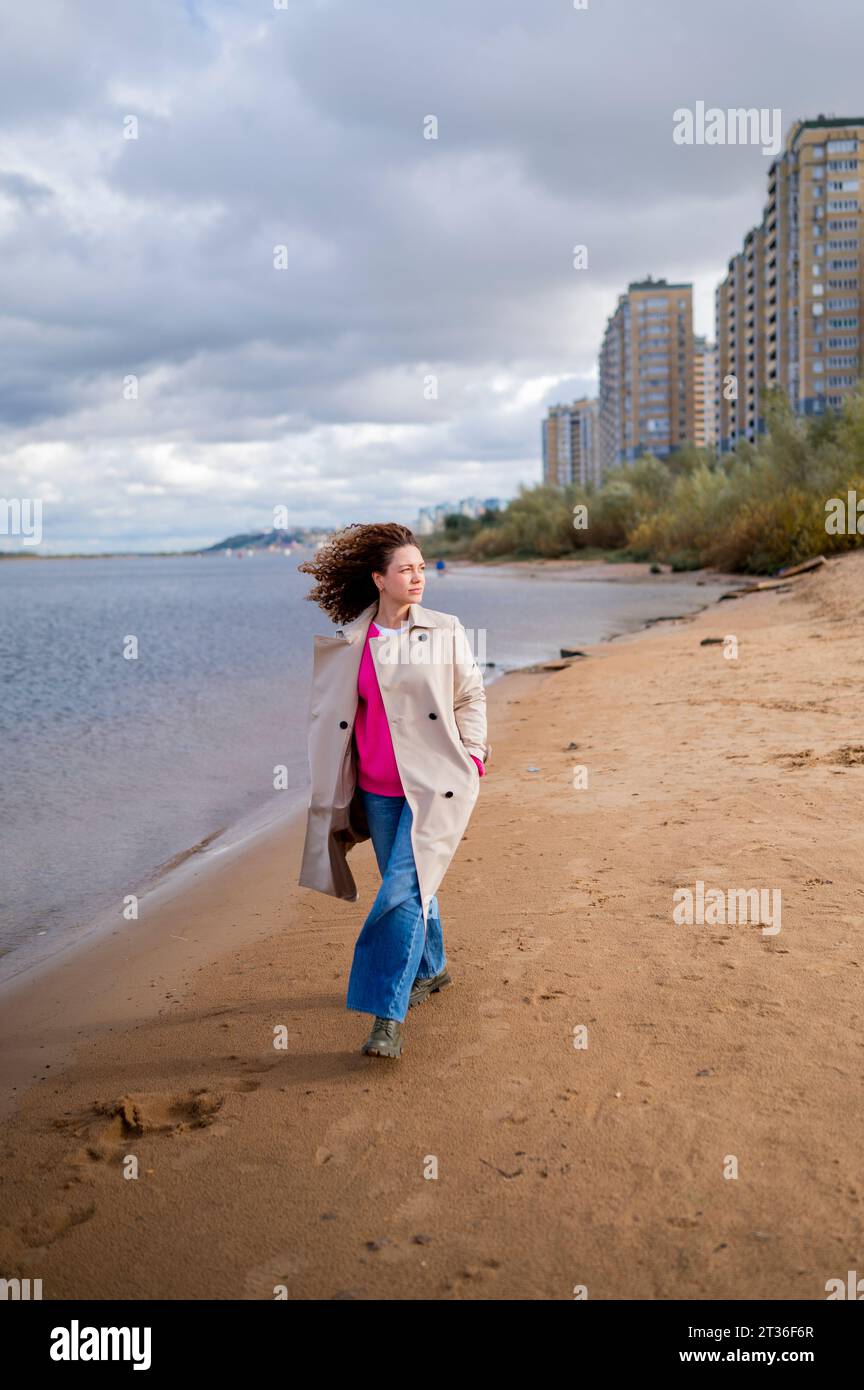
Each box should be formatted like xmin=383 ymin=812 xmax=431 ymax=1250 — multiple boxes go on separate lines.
xmin=339 ymin=599 xmax=444 ymax=639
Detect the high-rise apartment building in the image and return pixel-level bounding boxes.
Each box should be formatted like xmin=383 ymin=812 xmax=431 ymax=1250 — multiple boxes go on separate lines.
xmin=598 ymin=277 xmax=695 ymax=471
xmin=693 ymin=335 xmax=717 ymax=448
xmin=716 ymin=226 xmax=766 ymax=450
xmin=542 ymin=397 xmax=600 ymax=487
xmin=717 ymin=115 xmax=864 ymax=452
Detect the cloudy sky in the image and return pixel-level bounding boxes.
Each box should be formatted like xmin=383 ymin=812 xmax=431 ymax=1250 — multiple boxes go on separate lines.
xmin=1 ymin=0 xmax=862 ymax=551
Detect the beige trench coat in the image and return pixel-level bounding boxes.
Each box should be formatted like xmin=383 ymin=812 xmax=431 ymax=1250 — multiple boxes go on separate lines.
xmin=298 ymin=599 xmax=491 ymax=930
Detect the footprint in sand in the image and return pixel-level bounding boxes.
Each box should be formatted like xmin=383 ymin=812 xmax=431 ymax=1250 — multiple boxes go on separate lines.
xmin=58 ymin=1088 xmax=246 ymax=1167
xmin=5 ymin=1194 xmax=97 ymax=1258
xmin=5 ymin=1088 xmax=249 ymax=1258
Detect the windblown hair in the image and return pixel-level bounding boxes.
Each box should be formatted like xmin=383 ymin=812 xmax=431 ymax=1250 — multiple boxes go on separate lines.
xmin=297 ymin=522 xmax=420 ymax=626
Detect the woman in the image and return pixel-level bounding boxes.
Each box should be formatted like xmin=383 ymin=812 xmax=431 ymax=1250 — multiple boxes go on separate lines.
xmin=297 ymin=522 xmax=491 ymax=1060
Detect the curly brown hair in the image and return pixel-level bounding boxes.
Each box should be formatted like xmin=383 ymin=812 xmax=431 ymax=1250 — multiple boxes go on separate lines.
xmin=297 ymin=522 xmax=421 ymax=626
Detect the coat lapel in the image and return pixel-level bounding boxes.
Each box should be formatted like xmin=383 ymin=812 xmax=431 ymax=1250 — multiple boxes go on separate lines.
xmin=339 ymin=599 xmax=441 ymax=641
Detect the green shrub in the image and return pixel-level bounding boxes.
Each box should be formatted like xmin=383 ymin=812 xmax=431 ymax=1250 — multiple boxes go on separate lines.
xmin=470 ymin=387 xmax=864 ymax=573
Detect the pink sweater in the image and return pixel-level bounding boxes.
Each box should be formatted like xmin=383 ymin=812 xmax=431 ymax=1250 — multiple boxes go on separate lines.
xmin=354 ymin=620 xmax=484 ymax=795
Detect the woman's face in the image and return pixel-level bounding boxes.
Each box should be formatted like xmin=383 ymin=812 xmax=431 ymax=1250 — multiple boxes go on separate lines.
xmin=375 ymin=544 xmax=426 ymax=605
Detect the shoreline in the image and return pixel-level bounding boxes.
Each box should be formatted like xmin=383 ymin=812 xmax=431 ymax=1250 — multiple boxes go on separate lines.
xmin=1 ymin=553 xmax=858 ymax=1297
xmin=0 ymin=790 xmax=311 ymax=997
xmin=0 ymin=564 xmax=743 ymax=1092
xmin=0 ymin=658 xmax=551 ymax=1124
xmin=1 ymin=561 xmax=736 ymax=996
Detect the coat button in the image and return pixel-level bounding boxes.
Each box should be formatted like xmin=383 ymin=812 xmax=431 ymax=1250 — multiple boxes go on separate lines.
xmin=428 ymin=712 xmax=437 ymax=719
xmin=418 ymin=632 xmax=428 ymax=641
xmin=445 ymin=790 xmax=453 ymax=797
xmin=339 ymin=720 xmax=348 ymax=728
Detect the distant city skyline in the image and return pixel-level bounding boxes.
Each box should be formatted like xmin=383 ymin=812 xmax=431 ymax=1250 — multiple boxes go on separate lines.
xmin=545 ymin=113 xmax=864 ymax=481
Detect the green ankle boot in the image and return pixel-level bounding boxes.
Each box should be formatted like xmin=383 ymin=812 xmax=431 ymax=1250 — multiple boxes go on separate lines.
xmin=408 ymin=967 xmax=452 ymax=1010
xmin=361 ymin=1016 xmax=403 ymax=1058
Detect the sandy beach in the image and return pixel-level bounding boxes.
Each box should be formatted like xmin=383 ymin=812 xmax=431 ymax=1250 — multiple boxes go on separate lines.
xmin=1 ymin=552 xmax=862 ymax=1300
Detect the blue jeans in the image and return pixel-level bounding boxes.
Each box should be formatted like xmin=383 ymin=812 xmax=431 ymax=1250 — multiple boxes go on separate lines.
xmin=345 ymin=789 xmax=446 ymax=1022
